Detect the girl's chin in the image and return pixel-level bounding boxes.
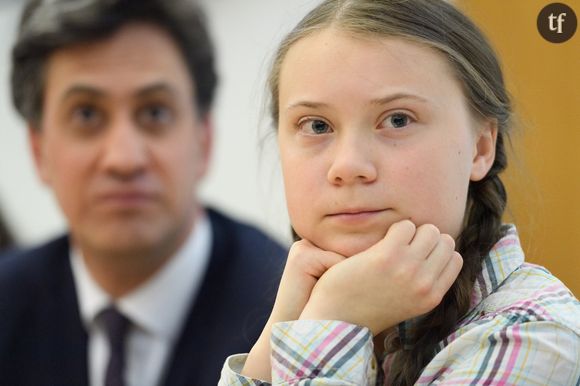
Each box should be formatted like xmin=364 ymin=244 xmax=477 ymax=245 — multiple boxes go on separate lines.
xmin=316 ymin=234 xmax=384 ymax=258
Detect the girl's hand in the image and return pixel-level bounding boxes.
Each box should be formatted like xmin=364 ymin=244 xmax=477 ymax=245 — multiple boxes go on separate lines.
xmin=242 ymin=239 xmax=345 ymax=380
xmin=270 ymin=239 xmax=346 ymax=323
xmin=300 ymin=220 xmax=463 ymax=336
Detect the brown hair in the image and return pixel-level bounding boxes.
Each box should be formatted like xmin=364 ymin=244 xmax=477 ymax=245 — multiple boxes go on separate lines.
xmin=268 ymin=0 xmax=511 ymax=384
xmin=12 ymin=0 xmax=217 ymax=127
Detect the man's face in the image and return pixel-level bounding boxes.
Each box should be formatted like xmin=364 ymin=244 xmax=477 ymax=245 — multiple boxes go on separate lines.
xmin=30 ymin=22 xmax=211 ymax=259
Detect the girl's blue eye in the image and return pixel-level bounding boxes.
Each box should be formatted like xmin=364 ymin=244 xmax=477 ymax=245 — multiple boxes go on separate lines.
xmin=387 ymin=113 xmax=411 ymax=129
xmin=312 ymin=120 xmax=329 ymax=134
xmin=300 ymin=118 xmax=332 ymax=135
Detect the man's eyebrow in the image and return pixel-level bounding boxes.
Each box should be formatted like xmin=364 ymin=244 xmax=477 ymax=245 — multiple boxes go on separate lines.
xmin=60 ymin=82 xmax=178 ymax=102
xmin=135 ymin=82 xmax=178 ymax=98
xmin=61 ymin=85 xmax=106 ymax=101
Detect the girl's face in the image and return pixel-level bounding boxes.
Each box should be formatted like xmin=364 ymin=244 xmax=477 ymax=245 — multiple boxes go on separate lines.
xmin=277 ymin=29 xmax=496 ymax=257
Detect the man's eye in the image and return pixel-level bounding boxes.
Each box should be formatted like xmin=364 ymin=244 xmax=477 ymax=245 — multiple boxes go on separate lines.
xmin=71 ymin=105 xmax=103 ymax=127
xmin=299 ymin=118 xmax=332 ymax=135
xmin=383 ymin=113 xmax=412 ymax=129
xmin=137 ymin=105 xmax=174 ymax=126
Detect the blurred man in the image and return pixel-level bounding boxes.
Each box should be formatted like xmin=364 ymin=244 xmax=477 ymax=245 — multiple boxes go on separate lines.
xmin=0 ymin=1 xmax=286 ymax=385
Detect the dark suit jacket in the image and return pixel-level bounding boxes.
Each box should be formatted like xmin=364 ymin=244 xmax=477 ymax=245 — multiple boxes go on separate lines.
xmin=0 ymin=208 xmax=287 ymax=386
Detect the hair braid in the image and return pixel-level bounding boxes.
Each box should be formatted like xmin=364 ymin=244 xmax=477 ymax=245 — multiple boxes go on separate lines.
xmin=387 ymin=132 xmax=509 ymax=385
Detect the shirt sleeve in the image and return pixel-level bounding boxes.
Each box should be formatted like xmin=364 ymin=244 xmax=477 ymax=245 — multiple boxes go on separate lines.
xmin=218 ymin=320 xmax=377 ymax=386
xmin=417 ymin=320 xmax=580 ymax=386
xmin=218 ymin=354 xmax=269 ymax=386
xmin=270 ymin=320 xmax=376 ymax=385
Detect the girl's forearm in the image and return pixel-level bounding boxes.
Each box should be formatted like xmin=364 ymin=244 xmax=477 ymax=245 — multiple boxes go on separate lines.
xmin=241 ymin=318 xmax=274 ymax=382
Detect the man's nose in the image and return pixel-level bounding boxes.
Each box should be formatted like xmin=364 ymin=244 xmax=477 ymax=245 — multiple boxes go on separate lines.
xmin=100 ymin=118 xmax=148 ymax=179
xmin=327 ymin=133 xmax=378 ymax=186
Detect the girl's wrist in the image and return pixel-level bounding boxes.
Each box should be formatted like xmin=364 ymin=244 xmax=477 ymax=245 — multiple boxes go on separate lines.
xmin=299 ymin=300 xmax=383 ymax=335
xmin=299 ymin=298 xmax=340 ymax=323
xmin=241 ymin=324 xmax=274 ymax=381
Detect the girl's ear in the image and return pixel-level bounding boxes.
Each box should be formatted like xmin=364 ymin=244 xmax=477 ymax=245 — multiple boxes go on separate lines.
xmin=470 ymin=119 xmax=498 ymax=181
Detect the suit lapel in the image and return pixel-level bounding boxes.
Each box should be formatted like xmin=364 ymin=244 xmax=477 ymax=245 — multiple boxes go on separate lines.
xmin=160 ymin=210 xmax=231 ymax=386
xmin=22 ymin=236 xmax=89 ymax=385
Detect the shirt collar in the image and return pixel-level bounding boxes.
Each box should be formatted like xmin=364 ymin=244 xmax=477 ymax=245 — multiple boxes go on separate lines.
xmin=71 ymin=212 xmax=213 ymax=341
xmin=469 ymin=225 xmax=524 ymax=309
xmin=395 ymin=224 xmax=524 ymax=348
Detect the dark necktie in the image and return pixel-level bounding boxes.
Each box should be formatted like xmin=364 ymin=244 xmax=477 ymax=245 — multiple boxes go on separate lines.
xmin=100 ymin=306 xmax=131 ymax=386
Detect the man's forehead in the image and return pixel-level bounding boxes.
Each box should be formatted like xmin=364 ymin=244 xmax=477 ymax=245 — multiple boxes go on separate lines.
xmin=42 ymin=24 xmax=194 ymax=103
xmin=44 ymin=22 xmax=189 ymax=77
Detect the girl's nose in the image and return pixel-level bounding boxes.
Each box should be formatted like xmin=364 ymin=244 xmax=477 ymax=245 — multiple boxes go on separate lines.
xmin=327 ymin=134 xmax=377 ymax=186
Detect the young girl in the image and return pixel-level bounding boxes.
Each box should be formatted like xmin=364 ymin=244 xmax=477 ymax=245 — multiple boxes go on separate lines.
xmin=220 ymin=0 xmax=580 ymax=384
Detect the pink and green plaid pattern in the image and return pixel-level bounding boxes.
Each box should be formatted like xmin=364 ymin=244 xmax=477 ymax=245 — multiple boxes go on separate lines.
xmin=220 ymin=226 xmax=580 ymax=385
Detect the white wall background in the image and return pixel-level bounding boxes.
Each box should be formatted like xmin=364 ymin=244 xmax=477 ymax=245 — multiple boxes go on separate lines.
xmin=0 ymin=0 xmax=322 ymax=247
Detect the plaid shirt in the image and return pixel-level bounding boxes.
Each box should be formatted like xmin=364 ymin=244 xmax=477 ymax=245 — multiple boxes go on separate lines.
xmin=219 ymin=226 xmax=580 ymax=385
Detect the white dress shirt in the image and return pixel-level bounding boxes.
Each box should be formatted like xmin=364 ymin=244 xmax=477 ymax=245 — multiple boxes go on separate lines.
xmin=70 ymin=214 xmax=212 ymax=386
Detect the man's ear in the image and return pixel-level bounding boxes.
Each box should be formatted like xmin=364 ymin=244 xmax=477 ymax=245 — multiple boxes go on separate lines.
xmin=28 ymin=124 xmax=51 ymax=185
xmin=470 ymin=119 xmax=498 ymax=182
xmin=196 ymin=113 xmax=213 ymax=179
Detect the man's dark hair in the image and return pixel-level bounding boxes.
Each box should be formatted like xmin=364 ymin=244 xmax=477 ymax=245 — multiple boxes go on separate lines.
xmin=12 ymin=0 xmax=218 ymax=126
xmin=0 ymin=208 xmax=15 ymax=251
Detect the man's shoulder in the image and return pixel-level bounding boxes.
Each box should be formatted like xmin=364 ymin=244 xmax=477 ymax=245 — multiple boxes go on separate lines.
xmin=207 ymin=207 xmax=287 ymax=258
xmin=0 ymin=235 xmax=70 ymax=288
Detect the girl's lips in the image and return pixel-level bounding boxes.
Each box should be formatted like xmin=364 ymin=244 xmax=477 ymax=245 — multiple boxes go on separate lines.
xmin=327 ymin=209 xmax=388 ymax=224
xmin=328 ymin=208 xmax=387 ymax=216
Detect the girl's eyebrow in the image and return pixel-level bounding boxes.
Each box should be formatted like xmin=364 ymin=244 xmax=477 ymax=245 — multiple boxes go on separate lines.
xmin=370 ymin=93 xmax=429 ymax=106
xmin=285 ymin=93 xmax=429 ymax=112
xmin=285 ymin=101 xmax=329 ymax=111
